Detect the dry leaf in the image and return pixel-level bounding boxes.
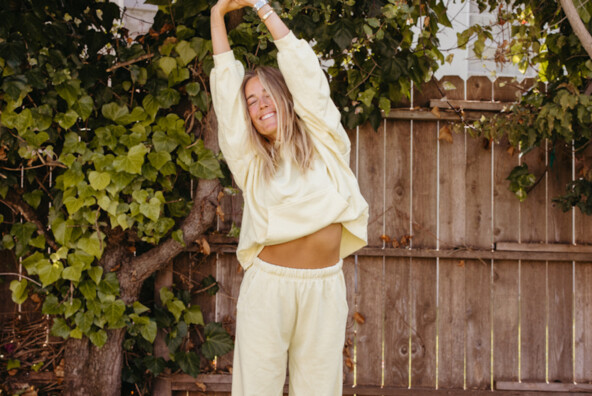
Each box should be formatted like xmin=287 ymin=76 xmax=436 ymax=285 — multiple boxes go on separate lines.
xmin=423 ymin=16 xmax=430 ymax=27
xmin=380 ymin=234 xmax=391 ymax=243
xmin=457 ymin=260 xmax=465 ymax=267
xmin=353 ymin=311 xmax=365 ymax=324
xmin=217 ymin=190 xmax=224 ymax=202
xmin=431 ymin=106 xmax=441 ymax=118
xmin=30 ymin=293 xmax=41 ymax=303
xmin=438 ymin=125 xmax=453 ymax=143
xmin=8 ymin=368 xmax=18 ymax=376
xmin=400 ymin=234 xmax=413 ymax=248
xmin=216 ymin=205 xmax=225 ymax=222
xmin=392 ymin=239 xmax=400 ymax=248
xmin=199 ymin=238 xmax=211 ymax=256
xmin=345 ymin=357 xmax=354 ymax=370
xmin=22 ymin=387 xmax=38 ymax=396
xmin=194 ymin=382 xmax=207 ymax=392
xmin=507 ymin=146 xmax=515 ymax=156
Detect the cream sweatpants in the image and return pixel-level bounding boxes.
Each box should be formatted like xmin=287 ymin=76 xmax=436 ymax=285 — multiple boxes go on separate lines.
xmin=232 ymin=257 xmax=348 ymax=396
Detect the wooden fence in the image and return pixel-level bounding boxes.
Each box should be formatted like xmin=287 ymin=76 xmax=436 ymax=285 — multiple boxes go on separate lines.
xmin=166 ymin=76 xmax=592 ymax=395
xmin=1 ymin=76 xmax=592 ymax=395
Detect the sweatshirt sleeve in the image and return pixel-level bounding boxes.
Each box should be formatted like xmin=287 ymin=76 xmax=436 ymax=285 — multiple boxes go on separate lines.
xmin=275 ymin=32 xmax=350 ymax=160
xmin=209 ymin=50 xmax=253 ymax=190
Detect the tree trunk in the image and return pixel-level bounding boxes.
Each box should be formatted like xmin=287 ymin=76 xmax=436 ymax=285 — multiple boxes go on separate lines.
xmin=62 ymin=328 xmax=126 ymax=396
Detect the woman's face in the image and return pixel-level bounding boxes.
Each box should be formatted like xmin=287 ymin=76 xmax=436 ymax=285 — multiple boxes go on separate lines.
xmin=244 ymin=76 xmax=278 ymax=141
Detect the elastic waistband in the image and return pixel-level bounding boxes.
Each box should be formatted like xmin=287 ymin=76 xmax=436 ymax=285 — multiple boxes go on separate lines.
xmin=253 ymin=257 xmax=343 ymax=279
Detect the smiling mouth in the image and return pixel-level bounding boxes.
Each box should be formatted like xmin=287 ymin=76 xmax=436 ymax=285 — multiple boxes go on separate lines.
xmin=261 ymin=112 xmax=275 ymax=121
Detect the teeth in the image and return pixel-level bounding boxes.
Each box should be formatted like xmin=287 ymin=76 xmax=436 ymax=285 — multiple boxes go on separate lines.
xmin=261 ymin=113 xmax=275 ymax=120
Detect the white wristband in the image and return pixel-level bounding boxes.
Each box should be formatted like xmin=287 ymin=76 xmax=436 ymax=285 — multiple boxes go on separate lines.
xmin=261 ymin=9 xmax=274 ymax=21
xmin=253 ymin=0 xmax=268 ymax=11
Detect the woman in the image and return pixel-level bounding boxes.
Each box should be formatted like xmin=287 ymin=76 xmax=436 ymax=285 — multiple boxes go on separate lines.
xmin=210 ymin=1 xmax=368 ymax=395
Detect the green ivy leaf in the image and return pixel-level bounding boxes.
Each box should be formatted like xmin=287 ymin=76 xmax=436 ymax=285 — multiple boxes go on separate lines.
xmin=102 ymin=102 xmax=130 ymax=124
xmin=51 ymin=317 xmax=71 ymax=339
xmin=62 ymin=265 xmax=83 ymax=282
xmin=140 ymin=197 xmax=162 ymax=222
xmin=88 ymin=266 xmax=104 ymax=285
xmin=140 ymin=320 xmax=157 ymax=343
xmin=75 ymin=310 xmax=95 ymax=333
xmin=133 ymin=301 xmax=150 ymax=314
xmin=158 ymin=56 xmax=177 ymax=77
xmin=64 ymin=298 xmax=82 ymax=319
xmin=72 ymin=95 xmax=94 ymax=120
xmin=55 ymin=109 xmax=78 ymax=130
xmin=183 ymin=305 xmax=204 ymax=326
xmin=201 ymin=322 xmax=234 ymax=360
xmin=172 ymin=229 xmax=185 ymax=247
xmin=70 ymin=327 xmax=83 ymax=339
xmin=89 ymin=171 xmax=111 ymax=190
xmin=7 ymin=359 xmax=21 ymax=370
xmin=102 ymin=299 xmax=126 ymax=326
xmin=9 ymin=279 xmax=28 ymax=304
xmin=159 ymin=287 xmax=174 ymax=306
xmin=38 ymin=260 xmax=64 ymax=287
xmin=23 ymin=190 xmax=43 ymax=209
xmin=77 ymin=233 xmax=103 ymax=258
xmin=42 ymin=295 xmax=63 ymax=315
xmin=176 ymin=40 xmax=198 ymax=66
xmin=143 ymin=356 xmax=166 ymax=376
xmin=89 ymin=329 xmax=108 ymax=347
xmin=174 ymin=351 xmax=200 ymax=378
xmin=113 ymin=143 xmax=147 ymax=175
xmin=79 ymin=280 xmax=97 ymax=301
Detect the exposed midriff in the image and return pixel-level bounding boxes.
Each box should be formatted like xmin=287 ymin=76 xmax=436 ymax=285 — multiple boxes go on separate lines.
xmin=258 ymin=223 xmax=342 ymax=268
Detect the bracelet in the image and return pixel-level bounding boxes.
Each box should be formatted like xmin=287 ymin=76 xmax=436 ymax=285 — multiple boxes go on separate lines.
xmin=261 ymin=9 xmax=274 ymax=21
xmin=253 ymin=0 xmax=268 ymax=11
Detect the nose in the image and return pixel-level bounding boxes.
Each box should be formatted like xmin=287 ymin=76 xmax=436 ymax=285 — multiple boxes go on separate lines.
xmin=260 ymin=95 xmax=271 ymax=108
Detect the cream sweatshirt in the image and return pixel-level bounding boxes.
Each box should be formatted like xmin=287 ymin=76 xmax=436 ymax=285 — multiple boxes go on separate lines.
xmin=210 ymin=31 xmax=368 ymax=270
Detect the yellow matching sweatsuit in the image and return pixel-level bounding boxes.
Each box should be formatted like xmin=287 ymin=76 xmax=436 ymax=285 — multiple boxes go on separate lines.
xmin=210 ymin=30 xmax=368 ymax=396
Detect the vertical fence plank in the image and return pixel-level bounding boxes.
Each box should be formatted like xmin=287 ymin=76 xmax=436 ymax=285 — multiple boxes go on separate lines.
xmin=547 ymin=142 xmax=574 ymax=383
xmin=384 ymin=257 xmax=411 ymax=388
xmin=575 ymin=262 xmax=592 ymax=384
xmin=467 ymin=76 xmax=493 ymax=101
xmin=410 ymin=120 xmax=438 ymax=388
xmin=492 ymin=260 xmax=519 ymax=382
xmin=438 ymin=120 xmax=466 ymax=250
xmin=438 ymin=259 xmax=465 ymax=389
xmin=354 ymin=123 xmax=385 ymax=385
xmin=410 ymin=259 xmax=437 ymax=388
xmin=493 ymin=136 xmax=520 ymax=384
xmin=215 ymin=254 xmax=242 ymax=371
xmin=384 ymin=119 xmax=412 ymax=387
xmin=465 ymin=259 xmax=491 ymax=389
xmin=343 ymin=256 xmax=356 ymax=386
xmin=547 ymin=261 xmax=573 ymax=383
xmin=520 ymin=145 xmax=548 ymax=383
xmin=355 ymin=257 xmax=384 ymax=386
xmin=464 ymin=134 xmax=493 ymax=389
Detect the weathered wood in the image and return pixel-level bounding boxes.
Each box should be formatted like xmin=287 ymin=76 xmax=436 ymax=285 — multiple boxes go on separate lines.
xmin=430 ymin=99 xmax=512 ymax=112
xmin=547 ymin=261 xmax=573 ymax=382
xmin=575 ymin=262 xmax=592 ymax=384
xmin=438 ymin=259 xmax=465 ymax=389
xmin=492 ymin=260 xmax=520 ymax=382
xmin=384 ymin=119 xmax=412 ymax=245
xmin=493 ymin=77 xmax=527 ymax=102
xmin=343 ymin=256 xmax=357 ymax=386
xmin=438 ymin=124 xmax=466 ymax=249
xmin=497 ymin=381 xmax=592 ymax=392
xmin=493 ymin=137 xmax=520 ymax=243
xmin=383 ymin=118 xmax=412 ymax=388
xmin=520 ymin=260 xmax=547 ymax=382
xmin=547 ymin=142 xmax=573 ymax=243
xmin=154 ymin=262 xmax=174 ymax=396
xmin=354 ymin=120 xmax=386 ymax=386
xmin=465 ymin=259 xmax=491 ymax=389
xmin=409 ymin=258 xmax=437 ymax=388
xmin=412 ymin=121 xmax=438 ymax=249
xmin=355 ymin=257 xmax=384 ymax=386
xmin=358 ymin=122 xmax=385 ymax=246
xmin=414 ymin=78 xmax=443 ymax=107
xmin=214 ymin=253 xmax=242 ymax=371
xmin=385 ymin=108 xmax=496 ymax=121
xmin=519 ymin=145 xmax=548 ymax=383
xmin=467 ymin=76 xmax=493 ymax=102
xmin=496 ymin=242 xmax=592 ymax=253
xmin=384 ymin=257 xmax=411 ymax=388
xmin=575 ymin=142 xmax=592 ymax=244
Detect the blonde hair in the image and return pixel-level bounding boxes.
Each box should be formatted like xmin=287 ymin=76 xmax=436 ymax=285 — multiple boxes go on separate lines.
xmin=241 ymin=66 xmax=314 ymax=179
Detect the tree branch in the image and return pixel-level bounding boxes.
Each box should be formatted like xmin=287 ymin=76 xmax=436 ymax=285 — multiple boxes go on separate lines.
xmin=560 ymin=0 xmax=592 ymax=60
xmin=3 ymin=189 xmax=59 ymax=251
